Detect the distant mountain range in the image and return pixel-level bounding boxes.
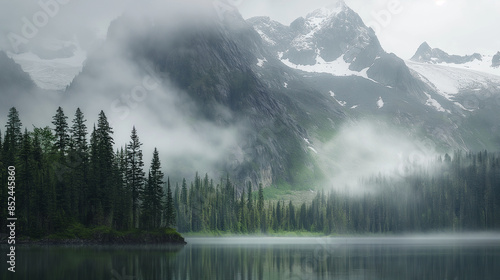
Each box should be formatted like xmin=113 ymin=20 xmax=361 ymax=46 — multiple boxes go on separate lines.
xmin=1 ymin=1 xmax=500 ymax=188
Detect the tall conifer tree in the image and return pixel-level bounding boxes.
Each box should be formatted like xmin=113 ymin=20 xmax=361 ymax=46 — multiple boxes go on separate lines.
xmin=126 ymin=126 xmax=144 ymax=228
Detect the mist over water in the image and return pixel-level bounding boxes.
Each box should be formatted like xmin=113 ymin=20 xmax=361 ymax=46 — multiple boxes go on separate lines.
xmin=4 ymin=235 xmax=500 ymax=279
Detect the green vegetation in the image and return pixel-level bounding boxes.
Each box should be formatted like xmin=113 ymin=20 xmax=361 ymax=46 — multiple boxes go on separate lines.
xmin=0 ymin=107 xmax=179 ymax=243
xmin=1 ymin=107 xmax=499 ymax=240
xmin=42 ymin=223 xmax=185 ymax=244
xmin=170 ymin=151 xmax=500 ymax=234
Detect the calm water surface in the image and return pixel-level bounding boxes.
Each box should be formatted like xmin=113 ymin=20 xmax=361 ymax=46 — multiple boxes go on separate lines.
xmin=2 ymin=235 xmax=500 ymax=279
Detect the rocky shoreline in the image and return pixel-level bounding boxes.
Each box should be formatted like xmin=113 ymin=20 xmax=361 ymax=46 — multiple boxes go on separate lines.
xmin=1 ymin=229 xmax=187 ymax=246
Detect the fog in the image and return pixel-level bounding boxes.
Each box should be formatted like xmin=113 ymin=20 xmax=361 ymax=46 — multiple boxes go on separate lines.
xmin=0 ymin=2 xmax=246 ymax=181
xmin=186 ymin=233 xmax=500 ymax=245
xmin=316 ymin=120 xmax=440 ymax=194
xmin=1 ymin=0 xmax=444 ymax=187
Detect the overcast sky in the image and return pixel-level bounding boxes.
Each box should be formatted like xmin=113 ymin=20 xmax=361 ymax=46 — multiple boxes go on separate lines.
xmin=239 ymin=0 xmax=500 ymax=58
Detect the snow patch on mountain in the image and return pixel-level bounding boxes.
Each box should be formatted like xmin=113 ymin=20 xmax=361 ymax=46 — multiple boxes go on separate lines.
xmin=308 ymin=146 xmax=319 ymax=154
xmin=329 ymin=90 xmax=346 ymax=106
xmin=7 ymin=47 xmax=86 ymax=91
xmin=257 ymin=58 xmax=267 ymax=67
xmin=424 ymin=92 xmax=449 ymax=113
xmin=454 ymin=102 xmax=474 ymax=112
xmin=280 ymin=52 xmax=377 ymax=84
xmin=411 ymin=42 xmax=500 ymax=76
xmin=255 ymin=29 xmax=277 ymax=46
xmin=292 ymin=6 xmax=344 ymax=51
xmin=406 ymin=60 xmax=500 ymax=101
xmin=434 ymin=56 xmax=500 ymax=77
xmin=377 ymin=97 xmax=384 ymax=108
xmin=303 ymin=138 xmax=318 ymax=154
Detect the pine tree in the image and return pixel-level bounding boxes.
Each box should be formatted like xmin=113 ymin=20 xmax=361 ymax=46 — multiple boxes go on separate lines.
xmin=4 ymin=107 xmax=23 ymax=168
xmin=257 ymin=183 xmax=265 ymax=232
xmin=126 ymin=126 xmax=144 ymax=228
xmin=257 ymin=184 xmax=264 ymax=211
xmin=150 ymin=148 xmax=164 ymax=228
xmin=5 ymin=107 xmax=22 ymax=152
xmin=52 ymin=107 xmax=70 ymax=154
xmin=70 ymin=108 xmax=89 ymax=221
xmin=17 ymin=129 xmax=34 ymax=234
xmin=141 ymin=171 xmax=154 ymax=229
xmin=87 ymin=125 xmax=99 ymax=225
xmin=239 ymin=189 xmax=247 ymax=232
xmin=51 ymin=108 xmax=71 ymax=222
xmin=247 ymin=182 xmax=254 ymax=232
xmin=165 ymin=177 xmax=176 ymax=228
xmin=90 ymin=111 xmax=115 ymax=226
xmin=181 ymin=178 xmax=188 ymax=205
xmin=178 ymin=178 xmax=189 ymax=231
xmin=70 ymin=108 xmax=88 ymax=153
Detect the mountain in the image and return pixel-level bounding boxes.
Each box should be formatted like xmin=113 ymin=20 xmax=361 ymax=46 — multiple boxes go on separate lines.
xmin=411 ymin=42 xmax=482 ymax=64
xmin=66 ymin=6 xmax=345 ymax=188
xmin=491 ymin=51 xmax=500 ymax=68
xmin=248 ymin=2 xmax=423 ymax=92
xmin=250 ymin=4 xmax=500 ymax=153
xmin=0 ymin=50 xmax=35 ymax=93
xmin=410 ymin=42 xmax=500 ymax=76
xmin=4 ymin=2 xmax=500 ymax=189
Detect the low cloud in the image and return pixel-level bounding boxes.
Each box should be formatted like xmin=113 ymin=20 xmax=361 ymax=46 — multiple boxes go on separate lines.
xmin=316 ymin=120 xmax=439 ymax=194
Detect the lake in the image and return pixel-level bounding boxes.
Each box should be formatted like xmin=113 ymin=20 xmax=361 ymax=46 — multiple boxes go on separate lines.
xmin=2 ymin=234 xmax=500 ymax=279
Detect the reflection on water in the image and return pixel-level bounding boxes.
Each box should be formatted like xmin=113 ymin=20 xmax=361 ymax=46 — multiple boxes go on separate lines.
xmin=2 ymin=235 xmax=500 ymax=280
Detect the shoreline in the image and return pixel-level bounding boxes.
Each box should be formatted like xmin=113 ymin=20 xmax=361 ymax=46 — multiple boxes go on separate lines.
xmin=0 ymin=227 xmax=187 ymax=246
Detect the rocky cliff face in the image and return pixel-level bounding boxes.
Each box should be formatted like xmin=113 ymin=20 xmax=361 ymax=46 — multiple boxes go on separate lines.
xmin=0 ymin=51 xmax=35 ymax=92
xmin=492 ymin=52 xmax=500 ymax=68
xmin=66 ymin=6 xmax=343 ymax=188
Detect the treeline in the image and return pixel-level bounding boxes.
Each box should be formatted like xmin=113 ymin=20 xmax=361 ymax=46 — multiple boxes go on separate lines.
xmin=1 ymin=106 xmax=499 ymax=236
xmin=0 ymin=107 xmax=176 ymax=237
xmin=172 ymin=152 xmax=500 ymax=234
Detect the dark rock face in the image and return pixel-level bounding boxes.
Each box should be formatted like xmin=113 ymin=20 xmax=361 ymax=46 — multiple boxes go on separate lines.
xmin=492 ymin=52 xmax=500 ymax=68
xmin=67 ymin=8 xmax=338 ymax=188
xmin=367 ymin=53 xmax=416 ymax=90
xmin=411 ymin=42 xmax=482 ymax=64
xmin=0 ymin=51 xmax=35 ymax=91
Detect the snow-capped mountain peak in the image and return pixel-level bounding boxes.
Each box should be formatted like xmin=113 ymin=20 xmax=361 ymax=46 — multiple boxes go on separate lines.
xmin=304 ymin=2 xmax=347 ymax=23
xmin=411 ymin=42 xmax=482 ymax=65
